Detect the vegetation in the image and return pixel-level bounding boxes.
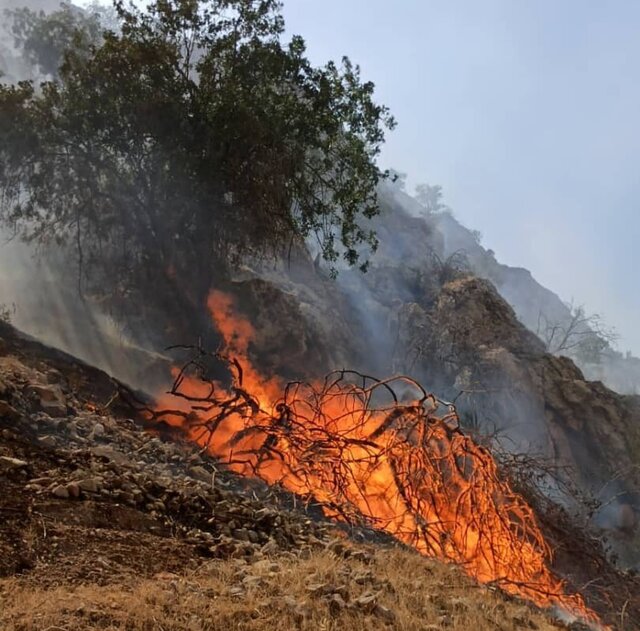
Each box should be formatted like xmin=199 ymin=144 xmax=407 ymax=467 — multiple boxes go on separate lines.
xmin=536 ymin=302 xmax=618 ymax=364
xmin=415 ymin=182 xmax=450 ymax=215
xmin=0 ymin=0 xmax=395 ymax=335
xmin=4 ymin=2 xmax=108 ymax=78
xmin=1 ymin=546 xmax=565 ymax=631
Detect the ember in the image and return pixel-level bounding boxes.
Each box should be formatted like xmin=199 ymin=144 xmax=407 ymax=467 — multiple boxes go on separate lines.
xmin=149 ymin=290 xmax=603 ymax=626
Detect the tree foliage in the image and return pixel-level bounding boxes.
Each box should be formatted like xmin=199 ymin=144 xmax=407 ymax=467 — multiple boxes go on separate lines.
xmin=415 ymin=183 xmax=449 ymax=215
xmin=0 ymin=0 xmax=395 ymax=328
xmin=4 ymin=2 xmax=108 ymax=78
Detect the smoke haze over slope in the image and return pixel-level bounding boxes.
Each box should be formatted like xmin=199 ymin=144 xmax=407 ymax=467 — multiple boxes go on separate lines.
xmin=282 ymin=0 xmax=640 ymax=356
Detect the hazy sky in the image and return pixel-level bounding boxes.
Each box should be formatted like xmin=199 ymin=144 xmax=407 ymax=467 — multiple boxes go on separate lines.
xmin=283 ymin=1 xmax=640 ymax=354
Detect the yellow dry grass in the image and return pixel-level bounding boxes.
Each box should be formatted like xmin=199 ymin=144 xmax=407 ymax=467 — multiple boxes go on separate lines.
xmin=0 ymin=545 xmax=565 ymax=631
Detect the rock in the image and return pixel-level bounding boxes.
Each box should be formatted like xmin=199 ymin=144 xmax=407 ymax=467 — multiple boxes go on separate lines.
xmin=233 ymin=528 xmax=250 ymax=541
xmin=45 ymin=369 xmax=63 ymax=384
xmin=617 ymin=504 xmax=638 ymax=532
xmin=39 ymin=435 xmax=58 ymax=449
xmin=242 ymin=575 xmax=263 ymax=588
xmin=30 ymin=476 xmax=53 ymax=485
xmin=41 ymin=400 xmax=68 ymax=417
xmin=52 ymin=484 xmax=70 ymax=499
xmin=280 ymin=595 xmax=310 ymax=621
xmin=26 ymin=384 xmax=67 ymax=417
xmin=91 ymin=422 xmax=106 ymax=438
xmin=306 ymin=583 xmax=331 ymax=597
xmin=0 ymin=456 xmax=28 ymax=470
xmin=0 ymin=400 xmax=19 ymax=420
xmin=354 ymin=592 xmax=377 ymax=611
xmin=78 ymin=478 xmax=102 ymax=493
xmin=328 ymin=593 xmax=347 ymax=613
xmin=228 ymin=586 xmax=245 ymax=598
xmin=189 ymin=465 xmax=213 ymax=483
xmin=66 ymin=482 xmax=81 ymax=498
xmin=27 ymin=384 xmax=61 ymax=402
xmin=92 ymin=445 xmax=129 ymax=465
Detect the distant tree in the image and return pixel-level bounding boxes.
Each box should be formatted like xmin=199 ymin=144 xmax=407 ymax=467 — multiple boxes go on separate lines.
xmin=0 ymin=0 xmax=395 ymax=337
xmin=4 ymin=2 xmax=107 ymax=78
xmin=415 ymin=183 xmax=450 ymax=215
xmin=536 ymin=302 xmax=618 ymax=364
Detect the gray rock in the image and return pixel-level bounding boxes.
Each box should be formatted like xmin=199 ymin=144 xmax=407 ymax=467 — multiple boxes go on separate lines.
xmin=374 ymin=604 xmax=396 ymax=622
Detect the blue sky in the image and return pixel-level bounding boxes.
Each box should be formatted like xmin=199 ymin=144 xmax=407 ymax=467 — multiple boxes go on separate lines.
xmin=282 ymin=1 xmax=640 ymax=354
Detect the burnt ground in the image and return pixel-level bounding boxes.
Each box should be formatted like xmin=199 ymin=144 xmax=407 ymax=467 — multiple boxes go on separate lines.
xmin=0 ymin=321 xmax=335 ymax=583
xmin=0 ymin=320 xmax=638 ymax=630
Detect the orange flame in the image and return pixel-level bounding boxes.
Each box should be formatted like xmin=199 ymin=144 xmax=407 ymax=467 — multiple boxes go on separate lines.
xmin=153 ymin=290 xmax=604 ymax=627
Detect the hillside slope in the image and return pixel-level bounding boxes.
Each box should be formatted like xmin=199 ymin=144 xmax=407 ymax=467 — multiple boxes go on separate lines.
xmin=377 ymin=185 xmax=640 ymax=395
xmin=0 ymin=322 xmax=606 ymax=631
xmin=227 ymin=196 xmax=640 ymax=566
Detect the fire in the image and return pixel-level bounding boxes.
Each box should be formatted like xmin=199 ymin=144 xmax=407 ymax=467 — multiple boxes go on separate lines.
xmin=152 ymin=290 xmax=603 ymax=626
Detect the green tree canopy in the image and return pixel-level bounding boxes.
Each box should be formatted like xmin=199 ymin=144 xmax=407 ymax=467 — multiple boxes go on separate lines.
xmin=0 ymin=0 xmax=394 ymax=335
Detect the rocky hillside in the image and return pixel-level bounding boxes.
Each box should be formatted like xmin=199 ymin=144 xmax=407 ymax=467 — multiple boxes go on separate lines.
xmin=3 ymin=319 xmax=626 ymax=630
xmin=376 ymin=185 xmax=640 ymax=396
xmin=3 ymin=177 xmax=639 ymax=560
xmin=222 ymin=195 xmax=640 ymax=568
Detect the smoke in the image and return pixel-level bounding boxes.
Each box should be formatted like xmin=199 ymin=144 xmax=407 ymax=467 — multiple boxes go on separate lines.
xmin=0 ymin=233 xmax=170 ymax=388
xmin=0 ymin=0 xmax=175 ymax=389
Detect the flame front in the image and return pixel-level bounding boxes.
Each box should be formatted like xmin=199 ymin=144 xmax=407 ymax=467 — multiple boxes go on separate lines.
xmin=152 ymin=290 xmax=602 ymax=626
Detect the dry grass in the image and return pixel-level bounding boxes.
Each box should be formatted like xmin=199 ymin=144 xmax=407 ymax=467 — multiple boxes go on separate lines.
xmin=0 ymin=546 xmax=564 ymax=631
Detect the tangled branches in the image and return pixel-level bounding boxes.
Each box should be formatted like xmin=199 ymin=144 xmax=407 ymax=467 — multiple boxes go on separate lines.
xmin=140 ymin=349 xmax=599 ymax=622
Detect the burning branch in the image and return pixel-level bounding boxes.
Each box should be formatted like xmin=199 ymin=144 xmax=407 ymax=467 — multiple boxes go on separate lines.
xmin=141 ymin=350 xmax=600 ymax=625
xmin=134 ymin=290 xmax=604 ymax=626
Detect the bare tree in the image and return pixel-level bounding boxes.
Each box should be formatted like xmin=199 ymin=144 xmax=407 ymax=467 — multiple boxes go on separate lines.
xmin=536 ymin=302 xmax=618 ymax=364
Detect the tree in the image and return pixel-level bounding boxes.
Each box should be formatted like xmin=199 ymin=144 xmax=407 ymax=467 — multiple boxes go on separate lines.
xmin=536 ymin=302 xmax=618 ymax=364
xmin=414 ymin=182 xmax=449 ymax=215
xmin=4 ymin=2 xmax=108 ymax=79
xmin=0 ymin=0 xmax=395 ymax=340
